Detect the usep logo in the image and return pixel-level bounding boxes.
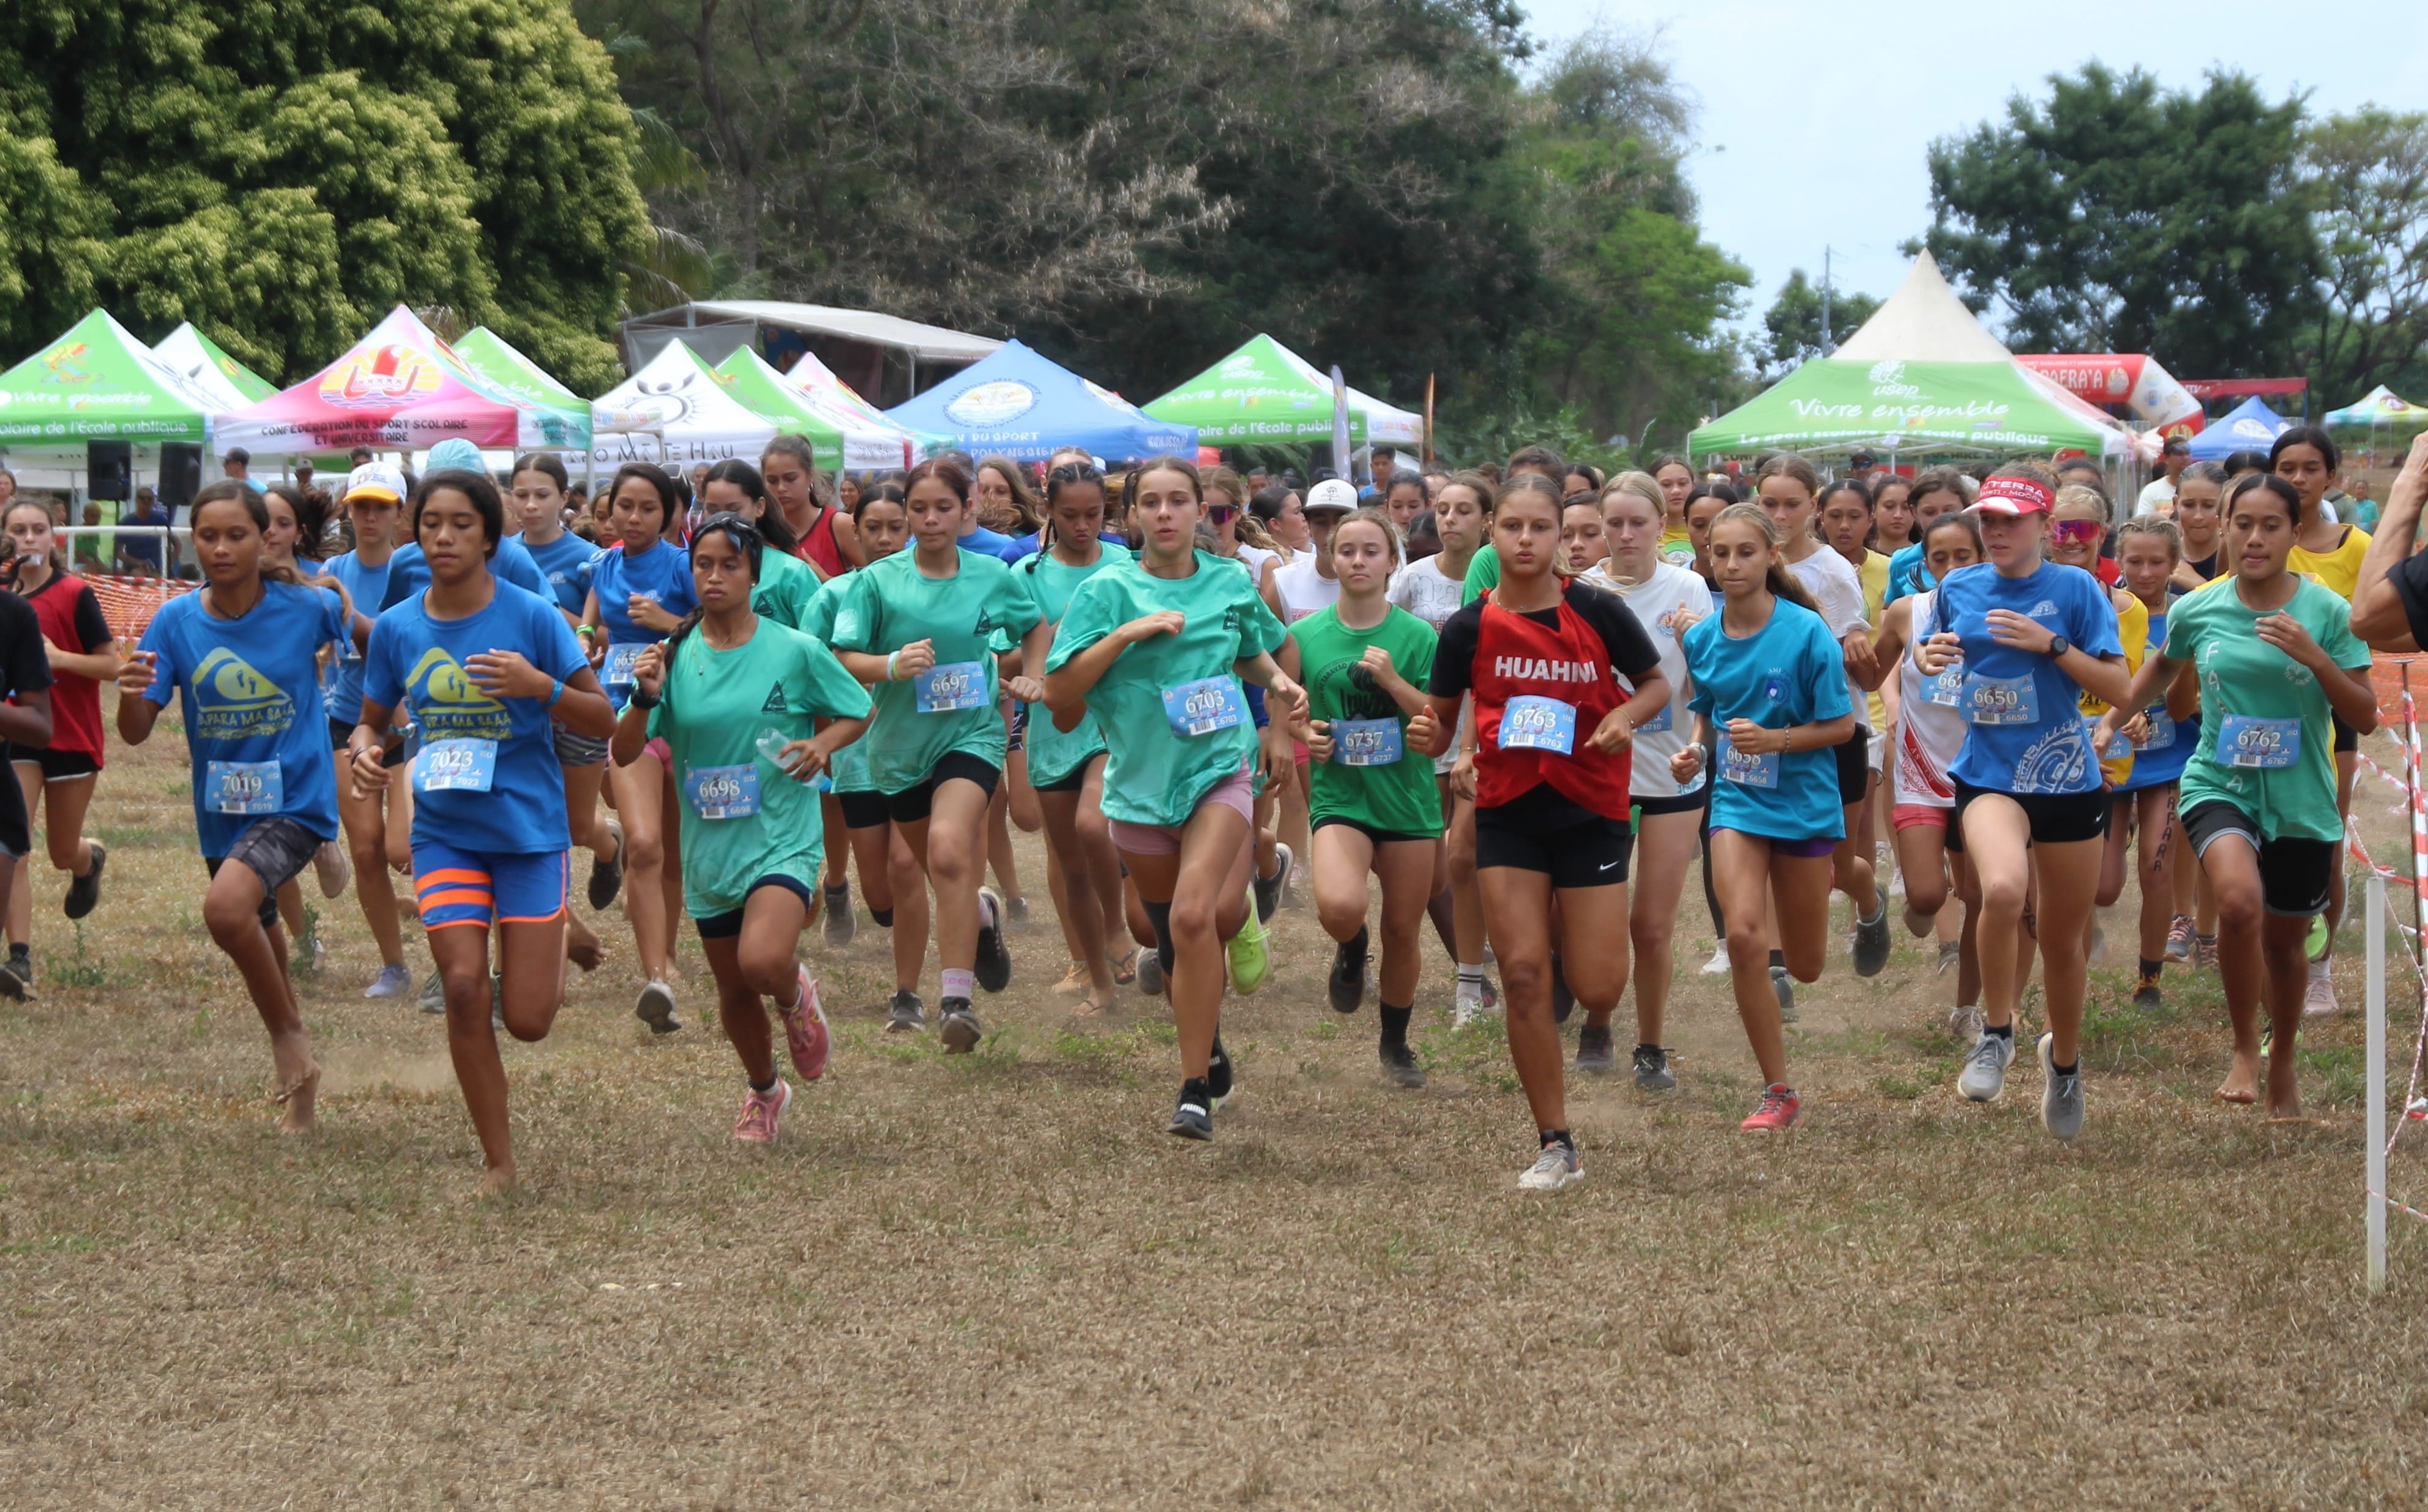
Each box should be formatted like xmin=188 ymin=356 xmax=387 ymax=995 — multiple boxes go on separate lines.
xmin=320 ymin=344 xmax=444 ymax=409
xmin=944 ymin=381 xmax=1038 ymax=428
xmin=1867 ymin=360 xmax=1906 ymax=386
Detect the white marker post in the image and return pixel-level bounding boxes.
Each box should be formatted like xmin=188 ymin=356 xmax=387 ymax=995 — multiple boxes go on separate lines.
xmin=2368 ymin=869 xmax=2387 ymax=1295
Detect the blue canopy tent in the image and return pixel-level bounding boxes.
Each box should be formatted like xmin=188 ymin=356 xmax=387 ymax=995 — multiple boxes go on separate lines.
xmin=2188 ymin=395 xmax=2290 ymax=462
xmin=885 ymin=340 xmax=1195 ymax=464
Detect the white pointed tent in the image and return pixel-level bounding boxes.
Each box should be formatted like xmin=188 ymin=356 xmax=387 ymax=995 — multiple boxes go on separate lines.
xmin=586 ymin=339 xmax=778 ymax=471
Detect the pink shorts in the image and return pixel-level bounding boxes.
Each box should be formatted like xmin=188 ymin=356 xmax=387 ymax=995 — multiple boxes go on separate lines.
xmin=1108 ymin=762 xmax=1255 ymax=857
xmin=644 ymin=736 xmax=671 ymax=769
xmin=1892 ymin=803 xmax=1950 ymax=833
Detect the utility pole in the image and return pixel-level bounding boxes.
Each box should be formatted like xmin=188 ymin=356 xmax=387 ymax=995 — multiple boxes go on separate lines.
xmin=1820 ymin=245 xmax=1834 ymax=356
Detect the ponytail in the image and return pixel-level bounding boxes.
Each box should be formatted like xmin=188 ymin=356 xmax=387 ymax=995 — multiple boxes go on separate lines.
xmin=1710 ymin=502 xmax=1821 ymax=614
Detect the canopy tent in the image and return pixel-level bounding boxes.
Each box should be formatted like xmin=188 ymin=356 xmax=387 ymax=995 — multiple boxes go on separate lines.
xmin=217 ymin=305 xmax=574 ymax=456
xmin=1143 ymin=333 xmax=1423 ymax=446
xmin=785 ymin=351 xmax=951 ymax=459
xmin=714 ymin=348 xmax=914 ymax=472
xmin=450 ymin=327 xmax=594 ymax=451
xmin=151 ymin=322 xmax=277 ymax=409
xmin=2014 ymin=353 xmax=2204 ymax=438
xmin=588 ymin=338 xmax=777 ymax=471
xmin=0 ymin=308 xmax=218 ymax=447
xmin=1692 ymin=255 xmax=2135 ymax=461
xmin=622 ymin=300 xmax=1001 ymax=408
xmin=2186 ymin=395 xmax=2290 ymax=461
xmin=886 ymin=340 xmax=1195 ymax=464
xmin=2325 ymin=384 xmax=2428 ymax=445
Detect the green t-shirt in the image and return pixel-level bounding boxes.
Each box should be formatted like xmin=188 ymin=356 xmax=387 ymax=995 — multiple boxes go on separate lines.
xmin=797 ymin=572 xmax=876 ymax=794
xmin=2168 ymin=577 xmax=2370 ymax=843
xmin=1047 ymin=549 xmax=1288 ymax=827
xmin=646 ymin=619 xmax=873 ymax=917
xmin=752 ymin=546 xmax=820 ymax=630
xmin=1289 ymin=603 xmax=1443 ymax=836
xmin=826 ymin=547 xmax=1044 ymax=795
xmin=1462 ymin=543 xmax=1500 ymax=605
xmin=1018 ymin=542 xmax=1131 ymax=786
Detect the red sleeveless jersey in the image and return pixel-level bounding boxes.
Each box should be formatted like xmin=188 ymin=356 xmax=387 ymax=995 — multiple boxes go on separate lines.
xmin=19 ymin=574 xmax=105 ymax=761
xmin=796 ymin=507 xmax=847 ymax=578
xmin=1470 ymin=590 xmax=1632 ymax=816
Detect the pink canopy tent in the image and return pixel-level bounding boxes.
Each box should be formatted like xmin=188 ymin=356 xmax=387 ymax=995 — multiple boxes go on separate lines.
xmin=215 ymin=306 xmax=557 ymax=456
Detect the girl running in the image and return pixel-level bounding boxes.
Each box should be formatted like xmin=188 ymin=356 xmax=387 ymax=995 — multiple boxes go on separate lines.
xmin=1886 ymin=467 xmax=1972 ymax=603
xmin=614 ymin=514 xmax=870 ymax=1144
xmin=1044 ymin=456 xmax=1303 ymax=1141
xmin=261 ymin=483 xmax=354 ymax=964
xmin=351 ymin=467 xmax=609 ymax=1194
xmin=580 ymin=463 xmax=700 ymax=1032
xmin=1673 ymin=504 xmax=1850 ymax=1133
xmin=319 ymin=467 xmax=417 ymax=997
xmin=1426 ymin=474 xmax=1667 ymax=1186
xmin=1915 ymin=465 xmax=2129 ymax=1140
xmin=1873 ymin=475 xmax=1917 ymax=558
xmin=1651 ymin=454 xmax=1698 ymax=566
xmin=1 ymin=500 xmax=116 ymax=992
xmin=2108 ymin=516 xmax=2195 ymax=1010
xmin=2094 ymin=472 xmax=2374 ymax=1114
xmin=825 ymin=458 xmax=1044 ymax=1051
xmin=119 ymin=482 xmax=338 ymax=1131
xmin=2049 ymin=485 xmax=2150 ymax=968
xmin=2168 ymin=463 xmax=2226 ymax=589
xmin=761 ymin=435 xmax=862 ymax=575
xmin=698 ymin=460 xmax=822 ymax=624
xmin=1289 ymin=507 xmax=1443 ymax=1089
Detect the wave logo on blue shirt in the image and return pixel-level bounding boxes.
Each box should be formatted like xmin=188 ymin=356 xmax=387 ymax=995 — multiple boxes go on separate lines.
xmin=1762 ymin=669 xmax=1788 ymax=702
xmin=2011 ymin=721 xmax=2094 ymax=794
xmin=191 ymin=650 xmax=296 ymax=740
xmin=405 ymin=649 xmax=512 ymax=739
xmin=2029 ymin=600 xmax=2058 ymax=617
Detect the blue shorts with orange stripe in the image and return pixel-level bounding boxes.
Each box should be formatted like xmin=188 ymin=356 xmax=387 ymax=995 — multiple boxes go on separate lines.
xmin=413 ymin=842 xmax=570 ymax=931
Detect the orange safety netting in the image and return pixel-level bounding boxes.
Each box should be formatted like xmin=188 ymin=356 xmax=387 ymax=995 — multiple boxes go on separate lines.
xmin=83 ymin=573 xmax=198 ymax=646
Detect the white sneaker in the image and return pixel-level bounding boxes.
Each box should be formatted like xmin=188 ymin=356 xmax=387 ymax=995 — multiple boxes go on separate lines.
xmin=312 ymin=838 xmax=351 ymax=899
xmin=1518 ymin=1142 xmax=1583 ymax=1191
xmin=2304 ymin=964 xmax=2340 ymax=1017
xmin=1959 ymin=1029 xmax=2014 ymax=1102
xmin=1452 ymin=991 xmax=1487 ymax=1030
xmin=1948 ymin=1003 xmax=1984 ymax=1040
xmin=1700 ymin=942 xmax=1732 ymax=975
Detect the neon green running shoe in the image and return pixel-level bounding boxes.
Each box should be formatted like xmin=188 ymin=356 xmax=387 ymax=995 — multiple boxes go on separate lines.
xmin=1225 ymin=887 xmax=1269 ymax=995
xmin=2306 ymin=912 xmax=2330 ymax=963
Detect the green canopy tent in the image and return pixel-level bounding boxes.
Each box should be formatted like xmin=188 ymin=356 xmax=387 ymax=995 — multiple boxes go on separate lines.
xmin=0 ymin=308 xmax=225 ymax=499
xmin=452 ymin=327 xmax=595 ymax=452
xmin=1692 ymin=255 xmax=2132 ymax=463
xmin=152 ymin=322 xmax=277 ymax=408
xmin=2325 ymin=385 xmax=2428 ymax=463
xmin=1145 ymin=333 xmax=1422 ymax=447
xmin=714 ymin=348 xmax=916 ymax=472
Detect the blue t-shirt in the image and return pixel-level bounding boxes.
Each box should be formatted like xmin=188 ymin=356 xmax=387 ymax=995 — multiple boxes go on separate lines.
xmin=1886 ymin=542 xmax=1934 ymax=604
xmin=958 ymin=524 xmax=1028 ymax=564
xmin=321 ymin=550 xmax=394 ymax=725
xmin=2118 ymin=601 xmax=2198 ymax=792
xmin=139 ymin=581 xmax=346 ymax=856
xmin=1929 ymin=561 xmax=2124 ymax=796
xmin=589 ymin=540 xmax=698 ymax=646
xmin=364 ymin=581 xmax=591 ymax=855
xmin=1006 ymin=530 xmax=1129 ymax=558
xmin=1684 ymin=598 xmax=1851 ymax=843
xmin=520 ymin=531 xmax=603 ymax=616
xmin=379 ymin=534 xmax=550 ymax=610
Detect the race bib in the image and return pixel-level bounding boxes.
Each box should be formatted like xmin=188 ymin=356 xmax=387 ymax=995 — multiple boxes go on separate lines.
xmin=1162 ymin=676 xmax=1247 ymax=737
xmin=1924 ymin=663 xmax=1965 ymax=708
xmin=2083 ymin=716 xmax=2131 ymax=762
xmin=205 ymin=760 xmax=282 ymax=816
xmin=1331 ymin=717 xmax=1403 ymax=767
xmin=1965 ymin=672 xmax=2039 ymax=726
xmin=414 ymin=739 xmax=498 ymax=794
xmin=913 ymin=660 xmax=989 ymax=713
xmin=684 ymin=762 xmax=760 ymax=819
xmin=1500 ymin=696 xmax=1577 ymax=754
xmin=604 ymin=642 xmax=646 ymax=689
xmin=1635 ymin=698 xmax=1673 ymax=734
xmin=2137 ymin=707 xmax=2175 ymax=751
xmin=1717 ymin=736 xmax=1779 ymax=788
xmin=2219 ymin=713 xmax=2300 ymax=770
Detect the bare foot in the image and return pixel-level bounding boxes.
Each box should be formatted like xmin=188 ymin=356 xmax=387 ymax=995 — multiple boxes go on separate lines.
xmin=274 ymin=1052 xmax=321 ymax=1134
xmin=477 ymin=1164 xmax=518 ymax=1199
xmin=565 ymin=930 xmax=602 ymax=974
xmin=2216 ymin=1050 xmax=2262 ymax=1105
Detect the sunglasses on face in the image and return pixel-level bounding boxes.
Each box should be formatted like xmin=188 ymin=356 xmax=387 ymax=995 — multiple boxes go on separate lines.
xmin=1209 ymin=504 xmax=1238 ymax=524
xmin=2050 ymin=519 xmax=2104 ymax=545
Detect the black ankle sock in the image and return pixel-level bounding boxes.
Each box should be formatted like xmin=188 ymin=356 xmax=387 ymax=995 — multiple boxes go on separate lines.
xmin=750 ymin=1074 xmax=778 ymax=1095
xmin=2138 ymin=955 xmax=2163 ymax=977
xmin=1768 ymin=948 xmax=1786 ymax=970
xmin=1379 ymin=1003 xmax=1411 ymax=1047
xmin=1144 ymin=899 xmax=1176 ymax=976
xmin=869 ymin=906 xmax=894 ymax=928
xmin=2053 ymin=1058 xmax=2079 ymax=1076
xmin=1180 ymin=1075 xmax=1212 ymax=1107
xmin=1341 ymin=923 xmax=1369 ymax=958
xmin=1541 ymin=1128 xmax=1574 ymax=1152
xmin=1635 ymin=1042 xmax=1660 ymax=1055
xmin=8 ymin=942 xmax=26 ymax=961
xmin=1987 ymin=1021 xmax=2013 ymax=1040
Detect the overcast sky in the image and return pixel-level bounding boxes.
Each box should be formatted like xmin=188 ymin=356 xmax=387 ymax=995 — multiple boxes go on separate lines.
xmin=1522 ymin=1 xmax=2428 ymax=335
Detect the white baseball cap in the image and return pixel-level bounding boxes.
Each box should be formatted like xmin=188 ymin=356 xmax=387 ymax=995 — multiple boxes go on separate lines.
xmin=1304 ymin=478 xmax=1359 ymax=515
xmin=342 ymin=461 xmax=408 ymax=504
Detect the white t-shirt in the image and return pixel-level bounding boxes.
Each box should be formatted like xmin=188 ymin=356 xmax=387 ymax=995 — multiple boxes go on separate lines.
xmin=1272 ymin=555 xmax=1341 ymax=624
xmin=1582 ymin=562 xmax=1708 ymax=800
xmin=1785 ymin=545 xmax=1870 ymax=731
xmin=2135 ymin=477 xmax=2176 ymax=516
xmin=1386 ymin=554 xmax=1465 ymax=631
xmin=1234 ymin=542 xmax=1277 ymax=584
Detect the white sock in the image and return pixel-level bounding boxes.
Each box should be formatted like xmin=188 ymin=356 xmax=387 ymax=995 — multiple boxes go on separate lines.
xmin=1455 ymin=965 xmax=1483 ymax=1000
xmin=2309 ymin=958 xmax=2330 ymax=980
xmin=942 ymin=967 xmax=975 ymax=1001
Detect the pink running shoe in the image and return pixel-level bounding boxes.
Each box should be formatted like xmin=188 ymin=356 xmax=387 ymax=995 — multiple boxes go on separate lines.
xmin=778 ymin=966 xmax=830 ymax=1081
xmin=733 ymin=1078 xmax=791 ymax=1144
xmin=1741 ymin=1083 xmax=1802 ymax=1132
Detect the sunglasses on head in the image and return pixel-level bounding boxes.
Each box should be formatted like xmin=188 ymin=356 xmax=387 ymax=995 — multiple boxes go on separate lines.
xmin=2050 ymin=518 xmax=2104 ymax=544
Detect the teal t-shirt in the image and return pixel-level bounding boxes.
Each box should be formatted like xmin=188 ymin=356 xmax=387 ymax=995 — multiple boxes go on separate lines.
xmin=825 ymin=547 xmax=1044 ymax=794
xmin=646 ymin=619 xmax=872 ymax=916
xmin=1462 ymin=544 xmax=1500 ymax=605
xmin=1018 ymin=541 xmax=1132 ymax=786
xmin=2168 ymin=577 xmax=2369 ymax=843
xmin=796 ymin=572 xmax=873 ymax=795
xmin=1289 ymin=603 xmax=1443 ymax=836
xmin=752 ymin=546 xmax=821 ymax=630
xmin=1047 ymin=550 xmax=1288 ymax=827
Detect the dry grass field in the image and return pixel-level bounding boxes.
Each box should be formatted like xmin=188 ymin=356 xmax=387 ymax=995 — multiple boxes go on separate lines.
xmin=10 ymin=694 xmax=2428 ymax=1508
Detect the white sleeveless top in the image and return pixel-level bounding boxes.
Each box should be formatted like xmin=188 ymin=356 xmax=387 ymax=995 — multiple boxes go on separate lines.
xmin=1893 ymin=589 xmax=1968 ymax=809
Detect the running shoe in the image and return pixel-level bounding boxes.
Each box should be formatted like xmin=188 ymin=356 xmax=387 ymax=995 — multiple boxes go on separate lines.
xmin=312 ymin=837 xmax=350 ymax=899
xmin=587 ymin=819 xmax=626 ymax=911
xmin=1937 ymin=938 xmax=1962 ymax=975
xmin=0 ymin=954 xmax=29 ymax=1001
xmin=2086 ymin=921 xmax=2108 ymax=965
xmin=2132 ymin=969 xmax=2163 ymax=1012
xmin=939 ymin=999 xmax=982 ymax=1054
xmin=1741 ymin=1084 xmax=1801 ymax=1132
xmin=1699 ymin=942 xmax=1731 ymax=975
xmin=1551 ymin=953 xmax=1575 ymax=1024
xmin=1574 ymin=1023 xmax=1616 ymax=1074
xmin=1452 ymin=989 xmax=1489 ymax=1030
xmin=636 ymin=978 xmax=681 ymax=1035
xmin=364 ymin=961 xmax=414 ymax=1000
xmin=1948 ymin=1003 xmax=1984 ymax=1041
xmin=1632 ymin=1044 xmax=1675 ymax=1092
xmin=1226 ymin=890 xmax=1269 ymax=996
xmin=1006 ymin=893 xmax=1029 ymax=928
xmin=2038 ymin=1033 xmax=2084 ymax=1141
xmin=777 ymin=966 xmax=830 ymax=1081
xmin=419 ymin=967 xmax=444 ymax=1014
xmin=1327 ymin=926 xmax=1369 ymax=1014
xmin=1771 ymin=965 xmax=1797 ymax=1023
xmin=822 ymin=880 xmax=856 ymax=947
xmin=62 ymin=841 xmax=106 ymax=920
xmin=974 ymin=886 xmax=1012 ymax=993
xmin=2164 ymin=914 xmax=2195 ymax=964
xmin=2306 ymin=913 xmax=2331 ymax=963
xmin=1206 ymin=1037 xmax=1234 ymax=1109
xmin=1959 ymin=1029 xmax=2014 ymax=1102
xmin=1137 ymin=950 xmax=1165 ymax=997
xmin=1052 ymin=959 xmax=1092 ymax=997
xmin=1253 ymin=843 xmax=1292 ymax=925
xmin=2304 ymin=964 xmax=2340 ymax=1017
xmin=1168 ymin=1084 xmax=1214 ymax=1141
xmin=887 ymin=989 xmax=925 ymax=1033
xmin=1380 ymin=1039 xmax=1426 ymax=1089
xmin=2194 ymin=934 xmax=2218 ymax=972
xmin=733 ymin=1078 xmax=791 ymax=1144
xmin=1852 ymin=905 xmax=1890 ymax=977
xmin=1518 ymin=1141 xmax=1583 ymax=1191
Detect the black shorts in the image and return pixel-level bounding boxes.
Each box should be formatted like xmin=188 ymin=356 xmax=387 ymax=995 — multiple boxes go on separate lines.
xmin=1475 ymin=805 xmax=1634 ymax=888
xmin=884 ymin=750 xmax=1001 ymax=824
xmin=553 ymin=727 xmax=610 ymax=767
xmin=5 ymin=744 xmax=99 ymax=782
xmin=0 ymin=745 xmax=27 ymax=857
xmin=835 ymin=789 xmax=892 ymax=831
xmin=694 ymin=874 xmax=820 ymax=939
xmin=327 ymin=717 xmax=356 ymax=752
xmin=1834 ymin=729 xmax=1870 ymax=806
xmin=1951 ymin=780 xmax=2109 ymax=846
xmin=1633 ymin=788 xmax=1705 ymax=819
xmin=1313 ymin=815 xmax=1439 ymax=847
xmin=206 ymin=816 xmax=324 ymax=929
xmin=2181 ymin=800 xmax=2336 ymax=917
xmin=2333 ymin=712 xmax=2359 ymax=755
xmin=1031 ymin=750 xmax=1102 ymax=796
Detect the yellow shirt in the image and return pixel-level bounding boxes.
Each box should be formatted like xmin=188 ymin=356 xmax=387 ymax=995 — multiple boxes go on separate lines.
xmin=2079 ymin=589 xmax=2148 ymax=788
xmin=2289 ymin=526 xmax=2371 ymax=601
xmin=1858 ymin=550 xmax=1891 ymax=729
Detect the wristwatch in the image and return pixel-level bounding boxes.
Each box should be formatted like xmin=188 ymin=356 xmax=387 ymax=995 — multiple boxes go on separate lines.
xmin=2046 ymin=635 xmax=2070 ymax=658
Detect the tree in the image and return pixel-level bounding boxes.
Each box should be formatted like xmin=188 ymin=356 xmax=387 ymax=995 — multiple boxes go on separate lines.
xmin=2301 ymin=109 xmax=2428 ymax=400
xmin=1919 ymin=65 xmax=2320 ymax=377
xmin=1760 ymin=269 xmax=1879 ymax=374
xmin=0 ymin=0 xmax=648 ymax=391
